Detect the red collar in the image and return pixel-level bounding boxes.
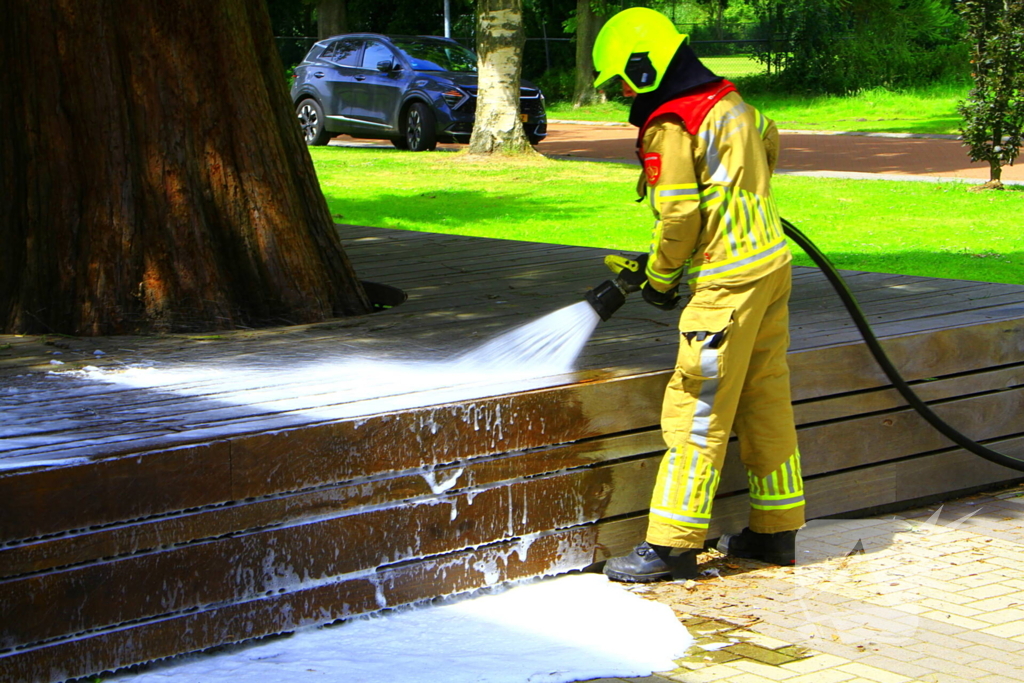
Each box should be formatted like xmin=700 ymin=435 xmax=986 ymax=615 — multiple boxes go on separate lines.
xmin=637 ymin=79 xmax=736 ymax=152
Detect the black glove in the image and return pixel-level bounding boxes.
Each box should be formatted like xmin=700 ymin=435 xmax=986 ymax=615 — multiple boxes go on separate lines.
xmin=615 ymin=253 xmax=649 ymax=293
xmin=642 ymin=283 xmax=681 ymax=311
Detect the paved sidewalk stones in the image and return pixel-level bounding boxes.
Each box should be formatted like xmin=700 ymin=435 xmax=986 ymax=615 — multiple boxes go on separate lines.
xmin=585 ymin=482 xmax=1024 ymax=683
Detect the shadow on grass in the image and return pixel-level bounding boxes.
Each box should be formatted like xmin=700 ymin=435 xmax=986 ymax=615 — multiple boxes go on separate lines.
xmin=772 ymin=116 xmax=961 ymax=136
xmin=321 ymin=188 xmax=614 ymax=239
xmin=859 ymin=117 xmax=962 ymax=135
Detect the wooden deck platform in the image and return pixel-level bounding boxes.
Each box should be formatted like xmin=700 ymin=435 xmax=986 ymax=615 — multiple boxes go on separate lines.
xmin=2 ymin=225 xmax=1023 ymax=682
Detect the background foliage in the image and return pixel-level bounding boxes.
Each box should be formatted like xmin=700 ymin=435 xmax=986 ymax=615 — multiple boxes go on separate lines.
xmin=266 ymin=0 xmax=972 ymax=97
xmin=752 ymin=0 xmax=968 ymax=93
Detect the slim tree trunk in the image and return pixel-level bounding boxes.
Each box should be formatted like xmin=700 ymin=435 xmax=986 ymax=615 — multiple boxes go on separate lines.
xmin=990 ymin=121 xmax=1003 ymax=183
xmin=317 ymin=0 xmax=347 ymax=39
xmin=0 ymin=0 xmax=371 ymax=336
xmin=572 ymin=0 xmax=606 ymax=108
xmin=468 ymin=0 xmax=536 ymax=155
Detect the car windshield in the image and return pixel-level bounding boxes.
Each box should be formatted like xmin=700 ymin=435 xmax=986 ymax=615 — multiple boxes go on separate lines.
xmin=391 ymin=38 xmax=477 ymax=72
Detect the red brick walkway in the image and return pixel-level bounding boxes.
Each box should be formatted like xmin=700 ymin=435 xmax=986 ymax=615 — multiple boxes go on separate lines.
xmin=538 ymin=122 xmax=1024 ymax=183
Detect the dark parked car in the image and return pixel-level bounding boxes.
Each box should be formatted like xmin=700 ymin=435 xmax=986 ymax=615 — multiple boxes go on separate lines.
xmin=290 ymin=34 xmax=547 ymax=151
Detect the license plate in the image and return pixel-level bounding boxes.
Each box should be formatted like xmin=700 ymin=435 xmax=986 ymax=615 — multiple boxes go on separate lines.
xmin=520 ymin=114 xmax=529 ymax=123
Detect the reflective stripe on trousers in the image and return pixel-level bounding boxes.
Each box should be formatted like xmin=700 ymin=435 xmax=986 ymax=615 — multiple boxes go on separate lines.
xmin=649 ymin=446 xmax=723 ymax=532
xmin=650 ymin=336 xmax=723 ymax=533
xmin=748 ymin=450 xmax=805 ymax=510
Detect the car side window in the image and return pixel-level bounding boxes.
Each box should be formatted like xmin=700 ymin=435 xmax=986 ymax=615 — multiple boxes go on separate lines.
xmin=324 ymin=39 xmax=363 ymax=67
xmin=361 ymin=41 xmax=395 ymax=71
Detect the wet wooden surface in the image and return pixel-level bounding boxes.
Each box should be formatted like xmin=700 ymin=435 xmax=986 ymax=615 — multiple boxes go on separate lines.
xmin=2 ymin=225 xmax=1023 ymax=682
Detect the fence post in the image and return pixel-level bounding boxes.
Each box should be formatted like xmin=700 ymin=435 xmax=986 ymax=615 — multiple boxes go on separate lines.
xmin=541 ymin=20 xmax=551 ymax=72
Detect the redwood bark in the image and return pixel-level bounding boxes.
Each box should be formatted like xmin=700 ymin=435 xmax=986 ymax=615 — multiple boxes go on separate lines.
xmin=468 ymin=0 xmax=537 ymax=155
xmin=0 ymin=0 xmax=372 ymax=336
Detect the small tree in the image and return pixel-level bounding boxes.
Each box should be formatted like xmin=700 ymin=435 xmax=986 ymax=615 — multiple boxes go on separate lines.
xmin=957 ymin=0 xmax=1024 ymax=187
xmin=469 ymin=0 xmax=537 ymax=154
xmin=694 ymin=0 xmax=730 ymax=41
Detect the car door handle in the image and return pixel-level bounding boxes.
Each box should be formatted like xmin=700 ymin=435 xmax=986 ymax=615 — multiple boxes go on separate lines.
xmin=313 ymin=71 xmax=325 ymax=78
xmin=354 ymin=74 xmax=366 ymax=81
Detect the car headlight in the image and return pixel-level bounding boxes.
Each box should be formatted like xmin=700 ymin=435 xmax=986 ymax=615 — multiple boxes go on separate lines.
xmin=442 ymin=88 xmax=468 ymax=109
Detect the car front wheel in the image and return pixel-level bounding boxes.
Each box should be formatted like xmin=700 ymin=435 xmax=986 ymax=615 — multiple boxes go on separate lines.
xmin=404 ymin=102 xmax=437 ymax=152
xmin=297 ymin=99 xmax=331 ymax=146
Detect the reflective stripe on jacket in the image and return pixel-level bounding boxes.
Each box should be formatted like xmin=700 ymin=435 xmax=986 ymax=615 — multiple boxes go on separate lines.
xmin=638 ymin=90 xmax=789 ymax=290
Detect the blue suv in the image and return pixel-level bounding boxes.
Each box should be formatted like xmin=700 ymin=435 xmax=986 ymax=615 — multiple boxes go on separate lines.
xmin=290 ymin=34 xmax=547 ymax=151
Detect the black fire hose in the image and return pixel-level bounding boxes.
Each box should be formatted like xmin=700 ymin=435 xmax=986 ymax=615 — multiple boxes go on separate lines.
xmin=781 ymin=217 xmax=1024 ymax=473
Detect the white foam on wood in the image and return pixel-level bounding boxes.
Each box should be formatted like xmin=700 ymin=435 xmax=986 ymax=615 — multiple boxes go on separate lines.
xmin=103 ymin=573 xmax=692 ymax=683
xmin=1 ymin=303 xmax=602 ymax=469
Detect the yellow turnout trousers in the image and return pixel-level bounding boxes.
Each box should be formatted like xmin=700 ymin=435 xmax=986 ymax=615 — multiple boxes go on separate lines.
xmin=646 ymin=265 xmax=805 ymax=548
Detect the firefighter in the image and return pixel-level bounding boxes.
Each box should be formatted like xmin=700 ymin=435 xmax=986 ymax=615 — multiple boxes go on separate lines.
xmin=593 ymin=7 xmax=805 ymax=582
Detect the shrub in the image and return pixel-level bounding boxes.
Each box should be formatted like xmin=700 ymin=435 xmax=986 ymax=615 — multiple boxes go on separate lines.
xmin=532 ymin=66 xmax=577 ymax=102
xmin=761 ymin=0 xmax=970 ymax=94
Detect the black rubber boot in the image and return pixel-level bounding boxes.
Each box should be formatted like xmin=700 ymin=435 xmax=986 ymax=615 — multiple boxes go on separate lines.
xmin=604 ymin=542 xmax=700 ymax=583
xmin=716 ymin=528 xmax=797 ymax=566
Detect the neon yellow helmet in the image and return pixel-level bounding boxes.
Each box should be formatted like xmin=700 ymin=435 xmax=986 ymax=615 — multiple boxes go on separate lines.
xmin=592 ymin=8 xmax=689 ymax=94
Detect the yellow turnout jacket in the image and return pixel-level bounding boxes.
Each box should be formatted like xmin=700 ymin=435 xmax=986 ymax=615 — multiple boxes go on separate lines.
xmin=637 ymin=81 xmax=789 ymax=292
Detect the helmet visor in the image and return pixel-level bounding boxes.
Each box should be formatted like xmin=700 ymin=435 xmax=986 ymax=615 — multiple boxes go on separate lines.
xmin=593 ymin=70 xmax=621 ymax=91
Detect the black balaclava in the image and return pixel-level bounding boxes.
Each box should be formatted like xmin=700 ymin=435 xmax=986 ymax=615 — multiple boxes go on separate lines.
xmin=628 ymin=43 xmax=723 ymax=128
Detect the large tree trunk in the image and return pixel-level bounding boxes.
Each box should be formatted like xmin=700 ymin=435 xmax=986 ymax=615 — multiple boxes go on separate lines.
xmin=0 ymin=0 xmax=372 ymax=336
xmin=571 ymin=0 xmax=607 ymax=108
xmin=317 ymin=0 xmax=347 ymax=39
xmin=468 ymin=0 xmax=537 ymax=155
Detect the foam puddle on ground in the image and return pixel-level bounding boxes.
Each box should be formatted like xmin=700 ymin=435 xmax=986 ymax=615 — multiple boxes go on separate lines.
xmin=103 ymin=573 xmax=692 ymax=683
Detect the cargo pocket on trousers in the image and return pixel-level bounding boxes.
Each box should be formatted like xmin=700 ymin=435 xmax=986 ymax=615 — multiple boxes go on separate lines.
xmin=676 ymin=305 xmax=735 ymax=380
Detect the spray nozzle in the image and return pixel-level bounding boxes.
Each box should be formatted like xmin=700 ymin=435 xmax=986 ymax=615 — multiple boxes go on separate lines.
xmin=584 ymin=253 xmax=649 ymax=321
xmin=585 ymin=280 xmax=626 ymax=321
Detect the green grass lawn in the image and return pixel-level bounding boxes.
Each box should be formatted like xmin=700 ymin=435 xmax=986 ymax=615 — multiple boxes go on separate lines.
xmin=699 ymin=55 xmax=764 ymax=80
xmin=546 ymin=99 xmax=632 ymax=123
xmin=313 ymin=147 xmax=1024 ymax=285
xmin=546 ymin=81 xmax=967 ymax=136
xmin=748 ymin=82 xmax=967 ymax=135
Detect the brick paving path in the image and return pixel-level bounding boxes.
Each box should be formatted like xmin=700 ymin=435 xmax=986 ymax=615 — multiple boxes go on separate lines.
xmin=538 ymin=123 xmax=1024 ymax=184
xmin=585 ymin=482 xmax=1024 ymax=683
xmin=328 ymin=122 xmax=1024 ymax=184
